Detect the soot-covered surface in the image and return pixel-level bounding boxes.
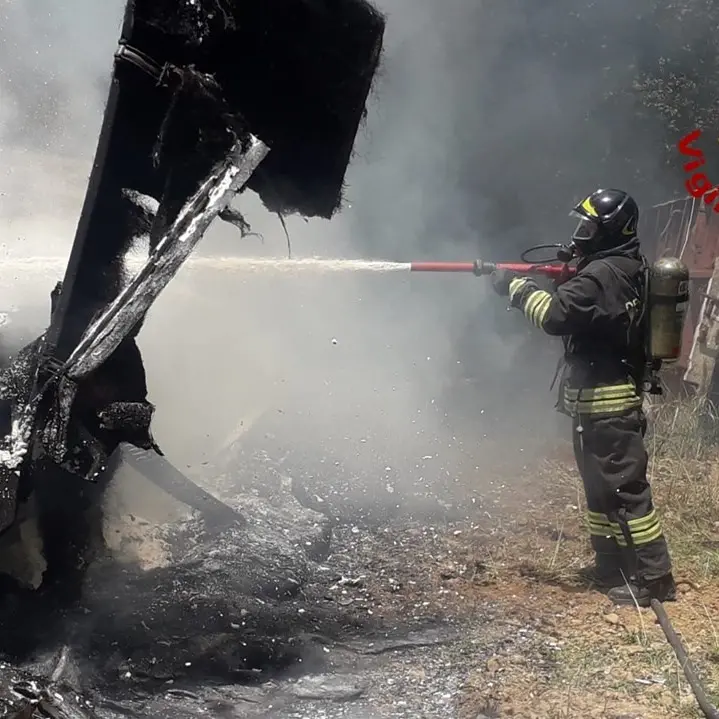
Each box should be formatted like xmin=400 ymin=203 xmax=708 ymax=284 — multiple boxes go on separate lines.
xmin=131 ymin=0 xmax=385 ymax=218
xmin=0 ymin=426 xmax=531 ymax=719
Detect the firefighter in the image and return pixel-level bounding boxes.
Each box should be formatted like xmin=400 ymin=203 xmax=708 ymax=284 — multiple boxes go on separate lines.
xmin=490 ymin=188 xmax=676 ymax=607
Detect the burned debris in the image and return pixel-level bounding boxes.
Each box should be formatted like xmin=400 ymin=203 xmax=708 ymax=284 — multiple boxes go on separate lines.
xmin=0 ymin=0 xmax=385 ymax=686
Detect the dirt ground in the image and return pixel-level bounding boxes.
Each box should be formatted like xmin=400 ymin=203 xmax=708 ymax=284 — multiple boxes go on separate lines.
xmin=337 ymin=424 xmax=719 ymax=719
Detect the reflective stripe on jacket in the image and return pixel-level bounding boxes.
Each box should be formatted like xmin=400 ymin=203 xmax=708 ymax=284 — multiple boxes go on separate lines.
xmin=563 ymin=382 xmax=643 ymax=417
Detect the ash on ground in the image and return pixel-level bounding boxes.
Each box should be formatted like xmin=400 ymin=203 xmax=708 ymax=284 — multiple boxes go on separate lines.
xmin=0 ymin=415 xmax=539 ymax=719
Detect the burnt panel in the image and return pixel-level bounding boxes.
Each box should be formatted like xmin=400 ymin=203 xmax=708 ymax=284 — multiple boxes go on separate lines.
xmin=47 ymin=0 xmax=385 ymax=363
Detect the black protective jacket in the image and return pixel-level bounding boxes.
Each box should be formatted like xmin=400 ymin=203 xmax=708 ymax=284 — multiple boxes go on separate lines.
xmin=509 ymin=238 xmax=646 ymax=417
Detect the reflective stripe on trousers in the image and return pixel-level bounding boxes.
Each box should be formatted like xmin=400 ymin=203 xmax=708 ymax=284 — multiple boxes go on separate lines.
xmin=586 ymin=509 xmax=663 ymax=547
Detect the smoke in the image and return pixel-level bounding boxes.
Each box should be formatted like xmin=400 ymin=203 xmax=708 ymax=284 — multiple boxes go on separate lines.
xmin=0 ymin=0 xmax=689 ymax=517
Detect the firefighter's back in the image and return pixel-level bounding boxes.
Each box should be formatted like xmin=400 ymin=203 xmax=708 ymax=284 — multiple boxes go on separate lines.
xmin=564 ymin=253 xmax=645 ymax=399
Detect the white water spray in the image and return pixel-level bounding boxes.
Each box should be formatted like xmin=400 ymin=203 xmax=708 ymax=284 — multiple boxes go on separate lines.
xmin=183 ymin=257 xmax=412 ymax=273
xmin=0 ymin=256 xmax=411 ymax=278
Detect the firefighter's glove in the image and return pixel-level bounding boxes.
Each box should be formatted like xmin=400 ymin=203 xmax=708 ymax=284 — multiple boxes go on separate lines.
xmin=492 ymin=271 xmax=530 ymax=308
xmin=490 ymin=269 xmax=516 ymax=296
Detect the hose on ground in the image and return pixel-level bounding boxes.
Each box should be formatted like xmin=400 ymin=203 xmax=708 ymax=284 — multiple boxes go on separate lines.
xmin=651 ymin=598 xmax=719 ymax=719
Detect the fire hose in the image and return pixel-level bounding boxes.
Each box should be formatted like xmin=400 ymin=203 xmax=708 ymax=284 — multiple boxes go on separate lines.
xmin=621 ymin=523 xmax=718 ymax=718
xmin=651 ymin=599 xmax=719 ymax=719
xmin=409 ymin=244 xmax=577 ymax=284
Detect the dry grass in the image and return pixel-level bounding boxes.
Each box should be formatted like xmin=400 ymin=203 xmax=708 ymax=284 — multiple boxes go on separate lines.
xmin=645 ymin=395 xmax=719 ymax=581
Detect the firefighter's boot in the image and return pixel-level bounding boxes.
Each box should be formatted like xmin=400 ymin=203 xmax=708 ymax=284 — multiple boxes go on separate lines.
xmin=606 ymin=573 xmax=677 ymax=608
xmin=577 ymin=553 xmax=625 ymax=589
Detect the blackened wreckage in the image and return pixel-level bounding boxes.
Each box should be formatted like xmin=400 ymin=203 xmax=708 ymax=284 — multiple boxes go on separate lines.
xmin=0 ymin=0 xmax=384 ymax=707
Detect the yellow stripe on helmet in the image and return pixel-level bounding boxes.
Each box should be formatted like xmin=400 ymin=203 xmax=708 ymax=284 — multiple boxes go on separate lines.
xmin=580 ymin=197 xmax=598 ymax=217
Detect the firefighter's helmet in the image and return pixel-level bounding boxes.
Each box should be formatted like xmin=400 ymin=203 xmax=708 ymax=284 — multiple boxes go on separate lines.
xmin=570 ymin=188 xmax=639 ymax=255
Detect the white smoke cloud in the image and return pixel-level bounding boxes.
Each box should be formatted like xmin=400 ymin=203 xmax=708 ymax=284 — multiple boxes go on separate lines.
xmin=7 ymin=0 xmax=675 ymax=510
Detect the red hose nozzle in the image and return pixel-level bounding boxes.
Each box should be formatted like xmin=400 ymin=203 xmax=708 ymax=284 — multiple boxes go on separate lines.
xmin=409 ymin=259 xmax=576 ymax=283
xmin=408 ymin=259 xmax=500 ymax=275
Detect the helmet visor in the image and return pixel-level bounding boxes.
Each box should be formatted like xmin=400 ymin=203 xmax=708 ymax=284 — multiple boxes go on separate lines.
xmin=569 ymin=210 xmax=599 ymax=243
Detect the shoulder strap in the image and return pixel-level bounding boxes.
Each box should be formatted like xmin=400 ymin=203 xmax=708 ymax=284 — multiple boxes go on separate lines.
xmin=600 ymin=255 xmax=650 ymax=389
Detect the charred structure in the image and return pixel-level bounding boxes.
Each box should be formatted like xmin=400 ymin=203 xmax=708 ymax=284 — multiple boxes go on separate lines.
xmin=0 ymin=0 xmax=384 ymax=610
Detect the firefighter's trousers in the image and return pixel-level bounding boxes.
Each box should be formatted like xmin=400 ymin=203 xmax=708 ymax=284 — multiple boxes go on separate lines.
xmin=572 ymin=409 xmax=672 ymax=583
